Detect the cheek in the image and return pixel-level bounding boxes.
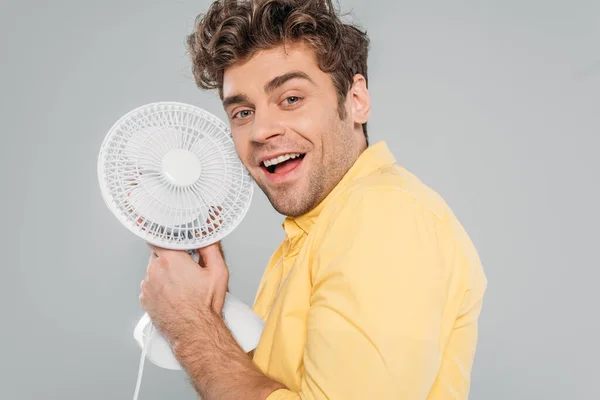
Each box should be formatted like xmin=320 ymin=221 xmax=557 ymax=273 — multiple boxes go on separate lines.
xmin=284 ymin=103 xmax=331 ymax=142
xmin=232 ymin=134 xmax=250 ymax=163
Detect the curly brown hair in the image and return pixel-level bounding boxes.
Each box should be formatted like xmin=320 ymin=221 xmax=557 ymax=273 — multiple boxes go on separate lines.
xmin=186 ymin=0 xmax=371 ymax=141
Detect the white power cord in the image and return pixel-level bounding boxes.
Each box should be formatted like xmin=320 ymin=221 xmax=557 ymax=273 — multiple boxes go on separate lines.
xmin=132 ymin=324 xmax=153 ymax=400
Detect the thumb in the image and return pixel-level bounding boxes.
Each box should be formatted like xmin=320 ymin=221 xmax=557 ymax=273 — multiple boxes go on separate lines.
xmin=197 ymin=242 xmax=226 ymax=269
xmin=198 ymin=242 xmax=229 ymax=314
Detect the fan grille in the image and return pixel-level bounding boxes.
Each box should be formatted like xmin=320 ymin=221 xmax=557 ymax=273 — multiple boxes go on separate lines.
xmin=98 ymin=102 xmax=254 ymax=249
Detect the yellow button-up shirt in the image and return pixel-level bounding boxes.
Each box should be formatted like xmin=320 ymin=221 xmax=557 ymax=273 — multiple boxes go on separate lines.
xmin=252 ymin=142 xmax=487 ymax=399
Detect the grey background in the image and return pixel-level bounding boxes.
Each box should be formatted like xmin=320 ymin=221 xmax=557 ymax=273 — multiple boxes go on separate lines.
xmin=1 ymin=0 xmax=598 ymax=399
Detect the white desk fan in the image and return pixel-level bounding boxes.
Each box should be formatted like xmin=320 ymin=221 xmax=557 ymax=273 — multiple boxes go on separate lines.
xmin=97 ymin=102 xmax=264 ymax=398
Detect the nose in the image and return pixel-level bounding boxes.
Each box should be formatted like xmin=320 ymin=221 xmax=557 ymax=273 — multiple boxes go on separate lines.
xmin=250 ymin=109 xmax=285 ymax=143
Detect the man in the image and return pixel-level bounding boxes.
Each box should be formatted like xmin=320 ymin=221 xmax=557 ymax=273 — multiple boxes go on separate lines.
xmin=139 ymin=0 xmax=487 ymax=399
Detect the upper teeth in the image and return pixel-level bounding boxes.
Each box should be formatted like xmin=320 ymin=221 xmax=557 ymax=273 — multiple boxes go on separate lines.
xmin=263 ymin=153 xmax=302 ymax=167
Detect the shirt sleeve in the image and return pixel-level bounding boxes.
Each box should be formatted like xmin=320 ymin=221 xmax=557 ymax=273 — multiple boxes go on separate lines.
xmin=266 ymin=187 xmax=478 ymax=400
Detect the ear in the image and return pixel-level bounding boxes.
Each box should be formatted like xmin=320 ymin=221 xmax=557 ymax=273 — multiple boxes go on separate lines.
xmin=350 ymin=74 xmax=370 ymax=125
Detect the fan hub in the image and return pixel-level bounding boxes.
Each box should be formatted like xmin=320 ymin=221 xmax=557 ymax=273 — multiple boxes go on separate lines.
xmin=161 ymin=149 xmax=202 ymax=187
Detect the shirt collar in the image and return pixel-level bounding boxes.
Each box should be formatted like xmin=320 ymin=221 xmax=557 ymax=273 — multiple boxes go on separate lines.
xmin=283 ymin=141 xmax=396 ymax=236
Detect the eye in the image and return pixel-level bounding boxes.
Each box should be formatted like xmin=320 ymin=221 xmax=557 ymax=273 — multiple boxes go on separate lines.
xmin=283 ymin=96 xmax=300 ymax=105
xmin=232 ymin=109 xmax=254 ymax=119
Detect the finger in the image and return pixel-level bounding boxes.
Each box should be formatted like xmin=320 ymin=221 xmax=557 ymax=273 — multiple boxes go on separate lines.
xmin=147 ymin=243 xmax=184 ymax=260
xmin=140 ymin=278 xmax=149 ymax=293
xmin=190 ymin=249 xmax=206 ymax=267
xmin=197 ymin=242 xmax=227 ymax=270
xmin=139 ymin=280 xmax=147 ymax=306
xmin=146 ymin=243 xmax=161 ymax=258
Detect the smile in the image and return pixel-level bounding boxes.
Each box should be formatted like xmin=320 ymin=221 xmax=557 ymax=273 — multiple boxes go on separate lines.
xmin=259 ymin=153 xmax=306 ymax=183
xmin=263 ymin=153 xmax=305 ymax=172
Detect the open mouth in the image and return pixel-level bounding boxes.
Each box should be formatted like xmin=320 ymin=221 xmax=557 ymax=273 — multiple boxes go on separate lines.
xmin=262 ymin=153 xmax=306 ymax=175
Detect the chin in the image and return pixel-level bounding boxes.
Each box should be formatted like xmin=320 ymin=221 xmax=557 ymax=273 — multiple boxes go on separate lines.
xmin=253 ymin=160 xmax=323 ymax=217
xmin=267 ymin=191 xmax=312 ymax=217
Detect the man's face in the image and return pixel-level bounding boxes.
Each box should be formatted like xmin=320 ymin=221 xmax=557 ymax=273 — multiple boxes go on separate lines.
xmin=222 ymin=42 xmax=369 ymax=217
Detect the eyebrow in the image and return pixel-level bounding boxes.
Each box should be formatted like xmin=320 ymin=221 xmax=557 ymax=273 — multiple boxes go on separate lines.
xmin=222 ymin=94 xmax=251 ymax=109
xmin=264 ymin=71 xmax=314 ymax=94
xmin=222 ymin=71 xmax=314 ymax=109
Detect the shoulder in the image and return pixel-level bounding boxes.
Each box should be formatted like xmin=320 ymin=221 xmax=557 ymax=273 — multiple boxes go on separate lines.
xmin=319 ymin=164 xmax=454 ymax=232
xmin=313 ymin=164 xmax=486 ymax=293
